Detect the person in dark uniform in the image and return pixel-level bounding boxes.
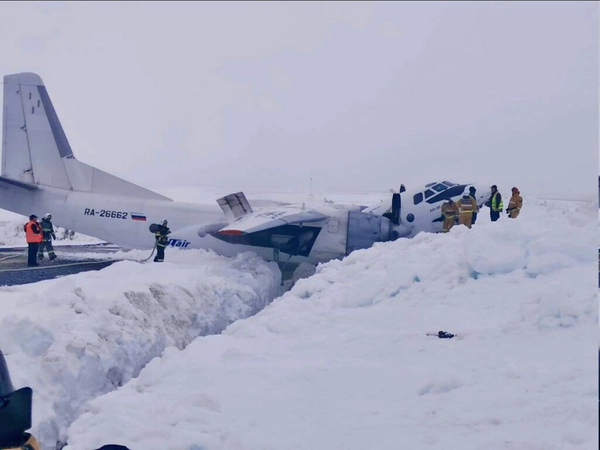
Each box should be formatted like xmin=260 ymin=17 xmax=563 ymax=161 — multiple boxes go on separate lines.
xmin=0 ymin=350 xmax=41 ymax=450
xmin=468 ymin=186 xmax=478 ymax=224
xmin=23 ymin=215 xmax=42 ymax=267
xmin=38 ymin=213 xmax=57 ymax=261
xmin=154 ymin=220 xmax=171 ymax=262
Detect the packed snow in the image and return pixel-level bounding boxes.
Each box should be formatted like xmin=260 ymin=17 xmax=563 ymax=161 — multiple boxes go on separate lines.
xmin=0 ymin=250 xmax=281 ymax=448
xmin=0 ymin=218 xmax=102 ymax=248
xmin=0 ymin=194 xmax=597 ymax=450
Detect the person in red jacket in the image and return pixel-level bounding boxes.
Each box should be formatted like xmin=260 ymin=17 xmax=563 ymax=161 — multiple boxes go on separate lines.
xmin=23 ymin=215 xmax=42 ymax=267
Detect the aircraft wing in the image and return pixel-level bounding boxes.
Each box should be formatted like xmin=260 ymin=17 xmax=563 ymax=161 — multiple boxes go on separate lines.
xmin=217 ymin=206 xmax=326 ymax=235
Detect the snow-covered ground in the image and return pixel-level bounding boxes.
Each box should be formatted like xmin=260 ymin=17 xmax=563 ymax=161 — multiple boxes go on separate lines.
xmin=0 ymin=219 xmax=103 ymax=247
xmin=0 ymin=193 xmax=597 ymax=450
xmin=0 ymin=250 xmax=281 ymax=448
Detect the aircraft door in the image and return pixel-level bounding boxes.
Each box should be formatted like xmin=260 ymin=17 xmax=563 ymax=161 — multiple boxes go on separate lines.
xmin=346 ymin=211 xmax=391 ymax=255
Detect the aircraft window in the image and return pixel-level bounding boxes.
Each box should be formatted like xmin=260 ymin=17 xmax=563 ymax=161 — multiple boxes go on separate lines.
xmin=424 ymin=189 xmax=434 ymax=199
xmin=432 ymin=183 xmax=446 ymax=192
xmin=406 ymin=213 xmax=415 ymax=223
xmin=413 ymin=192 xmax=423 ymax=205
xmin=443 ymin=181 xmax=456 ymax=186
xmin=425 ymin=182 xmax=436 ymax=188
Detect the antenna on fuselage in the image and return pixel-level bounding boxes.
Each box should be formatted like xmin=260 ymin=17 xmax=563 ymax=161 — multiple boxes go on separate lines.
xmin=308 ymin=177 xmax=314 ymax=203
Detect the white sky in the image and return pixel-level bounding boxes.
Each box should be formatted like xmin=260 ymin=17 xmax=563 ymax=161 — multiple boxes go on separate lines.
xmin=0 ymin=2 xmax=597 ymax=198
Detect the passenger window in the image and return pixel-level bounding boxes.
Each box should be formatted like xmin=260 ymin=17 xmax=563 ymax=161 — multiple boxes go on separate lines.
xmin=432 ymin=183 xmax=446 ymax=192
xmin=424 ymin=189 xmax=434 ymax=199
xmin=413 ymin=192 xmax=423 ymax=205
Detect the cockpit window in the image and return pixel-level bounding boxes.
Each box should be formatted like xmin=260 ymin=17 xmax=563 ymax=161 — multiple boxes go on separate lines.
xmin=413 ymin=192 xmax=423 ymax=205
xmin=424 ymin=189 xmax=435 ymax=199
xmin=425 ymin=182 xmax=436 ymax=188
xmin=442 ymin=181 xmax=456 ymax=186
xmin=431 ymin=183 xmax=446 ymax=192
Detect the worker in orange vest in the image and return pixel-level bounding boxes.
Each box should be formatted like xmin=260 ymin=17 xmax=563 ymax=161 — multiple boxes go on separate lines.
xmin=23 ymin=215 xmax=42 ymax=267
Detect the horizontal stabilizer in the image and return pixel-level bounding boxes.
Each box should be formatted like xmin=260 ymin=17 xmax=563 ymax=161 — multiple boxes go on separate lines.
xmin=218 ymin=206 xmax=326 ymax=235
xmin=0 ymin=175 xmax=38 ymax=191
xmin=217 ymin=192 xmax=253 ymax=221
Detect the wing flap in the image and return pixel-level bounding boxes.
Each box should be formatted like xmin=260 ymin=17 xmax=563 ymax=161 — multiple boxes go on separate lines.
xmin=217 ymin=207 xmax=326 ymax=235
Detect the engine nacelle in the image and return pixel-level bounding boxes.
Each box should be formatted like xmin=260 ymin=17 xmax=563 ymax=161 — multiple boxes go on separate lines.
xmin=346 ymin=211 xmax=392 ymax=255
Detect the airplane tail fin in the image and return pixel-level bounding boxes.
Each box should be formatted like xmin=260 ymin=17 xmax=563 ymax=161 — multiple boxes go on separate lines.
xmin=1 ymin=73 xmax=170 ymax=200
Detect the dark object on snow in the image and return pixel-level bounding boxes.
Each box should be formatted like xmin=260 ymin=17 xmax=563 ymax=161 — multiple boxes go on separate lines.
xmin=96 ymin=446 xmax=131 ymax=450
xmin=437 ymin=330 xmax=455 ymax=339
xmin=0 ymin=350 xmax=35 ymax=448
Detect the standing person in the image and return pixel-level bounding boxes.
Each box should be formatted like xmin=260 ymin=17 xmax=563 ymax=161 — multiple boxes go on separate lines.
xmin=468 ymin=186 xmax=479 ymax=224
xmin=441 ymin=199 xmax=458 ymax=232
xmin=38 ymin=213 xmax=57 ymax=261
xmin=485 ymin=185 xmax=503 ymax=222
xmin=506 ymin=187 xmax=523 ymax=218
xmin=24 ymin=215 xmax=42 ymax=267
xmin=457 ymin=189 xmax=477 ymax=229
xmin=154 ymin=220 xmax=171 ymax=262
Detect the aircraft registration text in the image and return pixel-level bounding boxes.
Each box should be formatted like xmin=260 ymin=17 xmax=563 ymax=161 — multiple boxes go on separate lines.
xmin=84 ymin=208 xmax=128 ymax=219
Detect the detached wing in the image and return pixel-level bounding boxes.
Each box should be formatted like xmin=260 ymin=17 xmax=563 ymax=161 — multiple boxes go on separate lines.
xmin=217 ymin=206 xmax=326 ymax=235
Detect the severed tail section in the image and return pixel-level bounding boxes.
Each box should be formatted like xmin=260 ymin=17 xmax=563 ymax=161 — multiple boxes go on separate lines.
xmin=1 ymin=72 xmax=170 ymax=200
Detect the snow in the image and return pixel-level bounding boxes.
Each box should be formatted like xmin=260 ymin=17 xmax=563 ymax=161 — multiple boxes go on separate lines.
xmin=0 ymin=218 xmax=103 ymax=247
xmin=0 ymin=250 xmax=281 ymax=448
xmin=0 ymin=195 xmax=597 ymax=450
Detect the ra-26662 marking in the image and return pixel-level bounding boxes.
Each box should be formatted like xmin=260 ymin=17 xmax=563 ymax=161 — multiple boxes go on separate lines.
xmin=84 ymin=208 xmax=128 ymax=219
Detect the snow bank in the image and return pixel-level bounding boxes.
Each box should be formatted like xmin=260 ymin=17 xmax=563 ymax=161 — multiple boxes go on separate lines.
xmin=0 ymin=250 xmax=281 ymax=449
xmin=64 ymin=198 xmax=597 ymax=450
xmin=0 ymin=219 xmax=102 ymax=247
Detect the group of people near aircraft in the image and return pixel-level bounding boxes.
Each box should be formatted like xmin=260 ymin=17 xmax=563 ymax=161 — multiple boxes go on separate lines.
xmin=441 ymin=184 xmax=523 ymax=233
xmin=23 ymin=213 xmax=57 ymax=267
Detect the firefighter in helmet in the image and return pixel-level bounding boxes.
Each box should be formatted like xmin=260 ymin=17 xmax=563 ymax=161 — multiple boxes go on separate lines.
xmin=441 ymin=199 xmax=458 ymax=232
xmin=457 ymin=188 xmax=477 ymax=229
xmin=154 ymin=220 xmax=171 ymax=262
xmin=506 ymin=187 xmax=523 ymax=218
xmin=38 ymin=213 xmax=57 ymax=261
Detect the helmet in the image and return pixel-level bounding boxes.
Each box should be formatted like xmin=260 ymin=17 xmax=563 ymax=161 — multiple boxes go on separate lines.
xmin=43 ymin=213 xmax=51 ymax=219
xmin=490 ymin=184 xmax=497 ymax=190
xmin=462 ymin=188 xmax=470 ymax=197
xmin=28 ymin=214 xmax=37 ymax=220
xmin=511 ymin=187 xmax=519 ymax=194
xmin=162 ymin=220 xmax=168 ymax=226
xmin=468 ymin=186 xmax=476 ymax=195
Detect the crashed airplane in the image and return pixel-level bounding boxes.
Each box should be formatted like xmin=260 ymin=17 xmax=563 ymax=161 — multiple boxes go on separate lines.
xmin=0 ymin=73 xmax=490 ymax=264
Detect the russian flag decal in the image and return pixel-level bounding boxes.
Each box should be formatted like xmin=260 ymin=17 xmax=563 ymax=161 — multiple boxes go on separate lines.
xmin=131 ymin=212 xmax=147 ymax=221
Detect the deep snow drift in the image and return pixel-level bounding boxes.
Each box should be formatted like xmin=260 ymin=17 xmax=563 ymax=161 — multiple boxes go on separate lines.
xmin=46 ymin=197 xmax=596 ymax=449
xmin=0 ymin=250 xmax=281 ymax=448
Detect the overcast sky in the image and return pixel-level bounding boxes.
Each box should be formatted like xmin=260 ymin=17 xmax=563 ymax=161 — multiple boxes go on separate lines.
xmin=0 ymin=2 xmax=597 ymax=198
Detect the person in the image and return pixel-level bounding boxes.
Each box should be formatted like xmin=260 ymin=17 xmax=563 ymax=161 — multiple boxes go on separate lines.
xmin=441 ymin=199 xmax=458 ymax=232
xmin=0 ymin=350 xmax=41 ymax=450
xmin=468 ymin=186 xmax=478 ymax=224
xmin=23 ymin=215 xmax=42 ymax=267
xmin=485 ymin=185 xmax=503 ymax=222
xmin=506 ymin=187 xmax=523 ymax=218
xmin=456 ymin=189 xmax=477 ymax=229
xmin=154 ymin=220 xmax=171 ymax=262
xmin=37 ymin=213 xmax=57 ymax=261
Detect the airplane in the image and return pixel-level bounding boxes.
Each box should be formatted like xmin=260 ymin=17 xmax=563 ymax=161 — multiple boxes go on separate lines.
xmin=0 ymin=73 xmax=491 ymax=265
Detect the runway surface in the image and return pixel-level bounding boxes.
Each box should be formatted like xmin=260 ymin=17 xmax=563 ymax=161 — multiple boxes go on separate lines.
xmin=0 ymin=244 xmax=120 ymax=287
